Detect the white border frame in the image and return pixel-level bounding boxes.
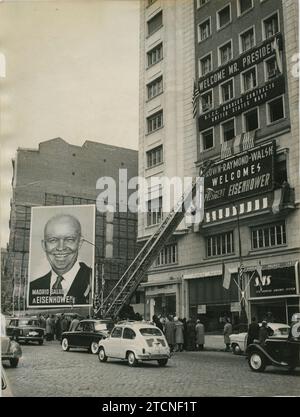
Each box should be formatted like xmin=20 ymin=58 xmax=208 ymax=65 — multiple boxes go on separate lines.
xmin=242 ymin=107 xmax=260 ymax=132
xmin=239 ymin=25 xmax=256 ymax=54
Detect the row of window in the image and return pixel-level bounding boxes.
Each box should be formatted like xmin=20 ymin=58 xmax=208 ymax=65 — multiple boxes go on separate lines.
xmin=206 ymin=221 xmax=286 ymax=257
xmin=201 ymin=95 xmax=285 ymax=150
xmin=153 ymin=221 xmax=286 ymax=265
xmin=198 ymin=5 xmax=278 ymax=43
xmin=199 ymin=58 xmax=279 ymax=115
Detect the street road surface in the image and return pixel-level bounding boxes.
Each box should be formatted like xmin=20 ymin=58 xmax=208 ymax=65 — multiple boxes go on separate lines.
xmin=4 ymin=341 xmax=299 ymax=397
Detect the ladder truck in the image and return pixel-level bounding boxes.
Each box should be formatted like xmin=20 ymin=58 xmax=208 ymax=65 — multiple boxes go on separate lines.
xmin=96 ymin=162 xmax=212 ymax=320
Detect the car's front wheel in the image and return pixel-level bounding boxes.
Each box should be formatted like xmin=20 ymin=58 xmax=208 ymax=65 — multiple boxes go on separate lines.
xmin=157 ymin=358 xmax=168 ymax=367
xmin=61 ymin=338 xmax=70 ymax=352
xmin=127 ymin=351 xmax=138 ymax=367
xmin=248 ymin=351 xmax=266 ymax=372
xmin=90 ymin=341 xmax=99 ymax=354
xmin=10 ymin=358 xmax=19 ymax=368
xmin=232 ymin=344 xmax=241 ymax=355
xmin=98 ymin=347 xmax=107 ymax=362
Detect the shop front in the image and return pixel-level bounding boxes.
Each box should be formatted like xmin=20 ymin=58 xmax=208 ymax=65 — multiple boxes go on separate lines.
xmin=185 ymin=271 xmax=239 ymax=332
xmin=248 ymin=261 xmax=300 ymax=324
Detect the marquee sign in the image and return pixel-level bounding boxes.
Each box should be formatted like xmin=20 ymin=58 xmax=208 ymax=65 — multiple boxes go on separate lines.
xmin=198 ymin=33 xmax=283 ymax=95
xmin=199 ymin=75 xmax=285 ymax=131
xmin=250 ymin=265 xmax=297 ymax=298
xmin=204 ymin=141 xmax=275 ymax=208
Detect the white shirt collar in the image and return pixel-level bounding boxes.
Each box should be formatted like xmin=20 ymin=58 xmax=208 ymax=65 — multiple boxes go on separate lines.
xmin=50 ymin=261 xmax=81 ymax=296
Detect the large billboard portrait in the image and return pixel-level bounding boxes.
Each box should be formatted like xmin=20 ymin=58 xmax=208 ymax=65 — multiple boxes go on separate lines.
xmin=27 ymin=205 xmax=95 ymax=308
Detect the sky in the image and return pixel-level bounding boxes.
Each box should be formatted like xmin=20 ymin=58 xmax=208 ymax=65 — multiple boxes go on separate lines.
xmin=0 ymin=0 xmax=140 ymax=246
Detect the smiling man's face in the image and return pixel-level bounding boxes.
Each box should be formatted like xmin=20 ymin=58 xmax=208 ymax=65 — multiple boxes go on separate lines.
xmin=42 ymin=215 xmax=82 ymax=275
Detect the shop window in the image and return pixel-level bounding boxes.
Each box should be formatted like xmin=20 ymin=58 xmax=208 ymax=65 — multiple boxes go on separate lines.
xmin=251 ymin=222 xmax=286 ymax=249
xmin=267 ymin=96 xmax=284 ymax=124
xmin=221 ymin=119 xmax=235 ymax=142
xmin=207 ymin=231 xmax=234 ymax=257
xmin=244 ymin=108 xmax=259 ymax=132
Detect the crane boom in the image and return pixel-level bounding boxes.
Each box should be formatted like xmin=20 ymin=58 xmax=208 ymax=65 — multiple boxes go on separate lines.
xmin=96 ymin=163 xmax=211 ymax=319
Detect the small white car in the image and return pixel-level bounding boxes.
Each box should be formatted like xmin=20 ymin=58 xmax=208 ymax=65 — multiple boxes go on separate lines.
xmin=98 ymin=321 xmax=170 ymax=367
xmin=230 ymin=322 xmax=290 ymax=355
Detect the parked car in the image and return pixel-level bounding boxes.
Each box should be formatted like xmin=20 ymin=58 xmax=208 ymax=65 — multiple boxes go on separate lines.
xmin=1 ymin=314 xmax=22 ymax=368
xmin=6 ymin=317 xmax=45 ymax=345
xmin=246 ymin=322 xmax=300 ymax=373
xmin=61 ymin=319 xmax=114 ymax=354
xmin=230 ymin=322 xmax=290 ymax=355
xmin=98 ymin=321 xmax=171 ymax=367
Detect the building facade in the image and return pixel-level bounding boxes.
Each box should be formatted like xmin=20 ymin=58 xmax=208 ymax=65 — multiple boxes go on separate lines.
xmin=4 ymin=138 xmax=142 ymax=314
xmin=139 ymin=0 xmax=299 ymax=329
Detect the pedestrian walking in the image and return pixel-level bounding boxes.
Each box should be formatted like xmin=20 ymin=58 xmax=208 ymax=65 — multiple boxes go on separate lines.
xmin=164 ymin=315 xmax=176 ymax=352
xmin=174 ymin=317 xmax=184 ymax=352
xmin=60 ymin=313 xmax=69 ymax=335
xmin=186 ymin=318 xmax=196 ymax=351
xmin=152 ymin=315 xmax=163 ymax=331
xmin=247 ymin=316 xmax=260 ymax=346
xmin=195 ymin=319 xmax=205 ymax=351
xmin=223 ymin=318 xmax=232 ymax=352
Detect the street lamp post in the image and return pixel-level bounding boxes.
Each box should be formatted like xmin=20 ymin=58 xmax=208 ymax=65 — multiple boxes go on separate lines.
xmin=206 ymin=188 xmax=248 ymax=327
xmin=82 ymin=239 xmax=104 ymax=318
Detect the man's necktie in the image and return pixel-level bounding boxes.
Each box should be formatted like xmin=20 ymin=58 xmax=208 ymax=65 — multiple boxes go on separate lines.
xmin=52 ymin=275 xmax=64 ymax=290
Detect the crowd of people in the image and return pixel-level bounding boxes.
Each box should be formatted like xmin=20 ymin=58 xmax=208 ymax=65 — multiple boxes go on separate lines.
xmin=152 ymin=315 xmax=205 ymax=352
xmin=37 ymin=313 xmax=83 ymax=341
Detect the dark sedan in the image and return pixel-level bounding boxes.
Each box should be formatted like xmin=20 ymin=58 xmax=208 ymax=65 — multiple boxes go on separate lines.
xmin=6 ymin=317 xmax=44 ymax=345
xmin=61 ymin=319 xmax=114 ymax=354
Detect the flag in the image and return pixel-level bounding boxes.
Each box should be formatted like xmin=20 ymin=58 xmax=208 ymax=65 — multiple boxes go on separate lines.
xmin=192 ymin=80 xmax=200 ymax=118
xmin=222 ymin=263 xmax=238 ymax=290
xmin=256 ymin=260 xmax=262 ymax=281
xmin=272 ymin=36 xmax=283 ymax=74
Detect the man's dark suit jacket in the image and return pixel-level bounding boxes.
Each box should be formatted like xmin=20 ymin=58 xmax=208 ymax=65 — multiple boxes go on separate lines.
xmin=28 ymin=262 xmax=92 ymax=305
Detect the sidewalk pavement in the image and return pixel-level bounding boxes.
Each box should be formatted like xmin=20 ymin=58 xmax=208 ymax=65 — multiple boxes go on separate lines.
xmin=204 ymin=334 xmax=226 ymax=351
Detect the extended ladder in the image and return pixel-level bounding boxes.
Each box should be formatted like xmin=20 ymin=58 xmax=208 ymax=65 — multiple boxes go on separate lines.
xmin=97 ymin=164 xmax=211 ymax=319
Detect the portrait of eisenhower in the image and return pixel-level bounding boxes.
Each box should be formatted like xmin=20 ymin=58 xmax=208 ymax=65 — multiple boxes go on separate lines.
xmin=27 ymin=205 xmax=95 ymax=307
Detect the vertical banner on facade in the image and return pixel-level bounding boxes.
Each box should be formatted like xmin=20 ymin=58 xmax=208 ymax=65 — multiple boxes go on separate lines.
xmin=27 ymin=205 xmax=95 ymax=308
